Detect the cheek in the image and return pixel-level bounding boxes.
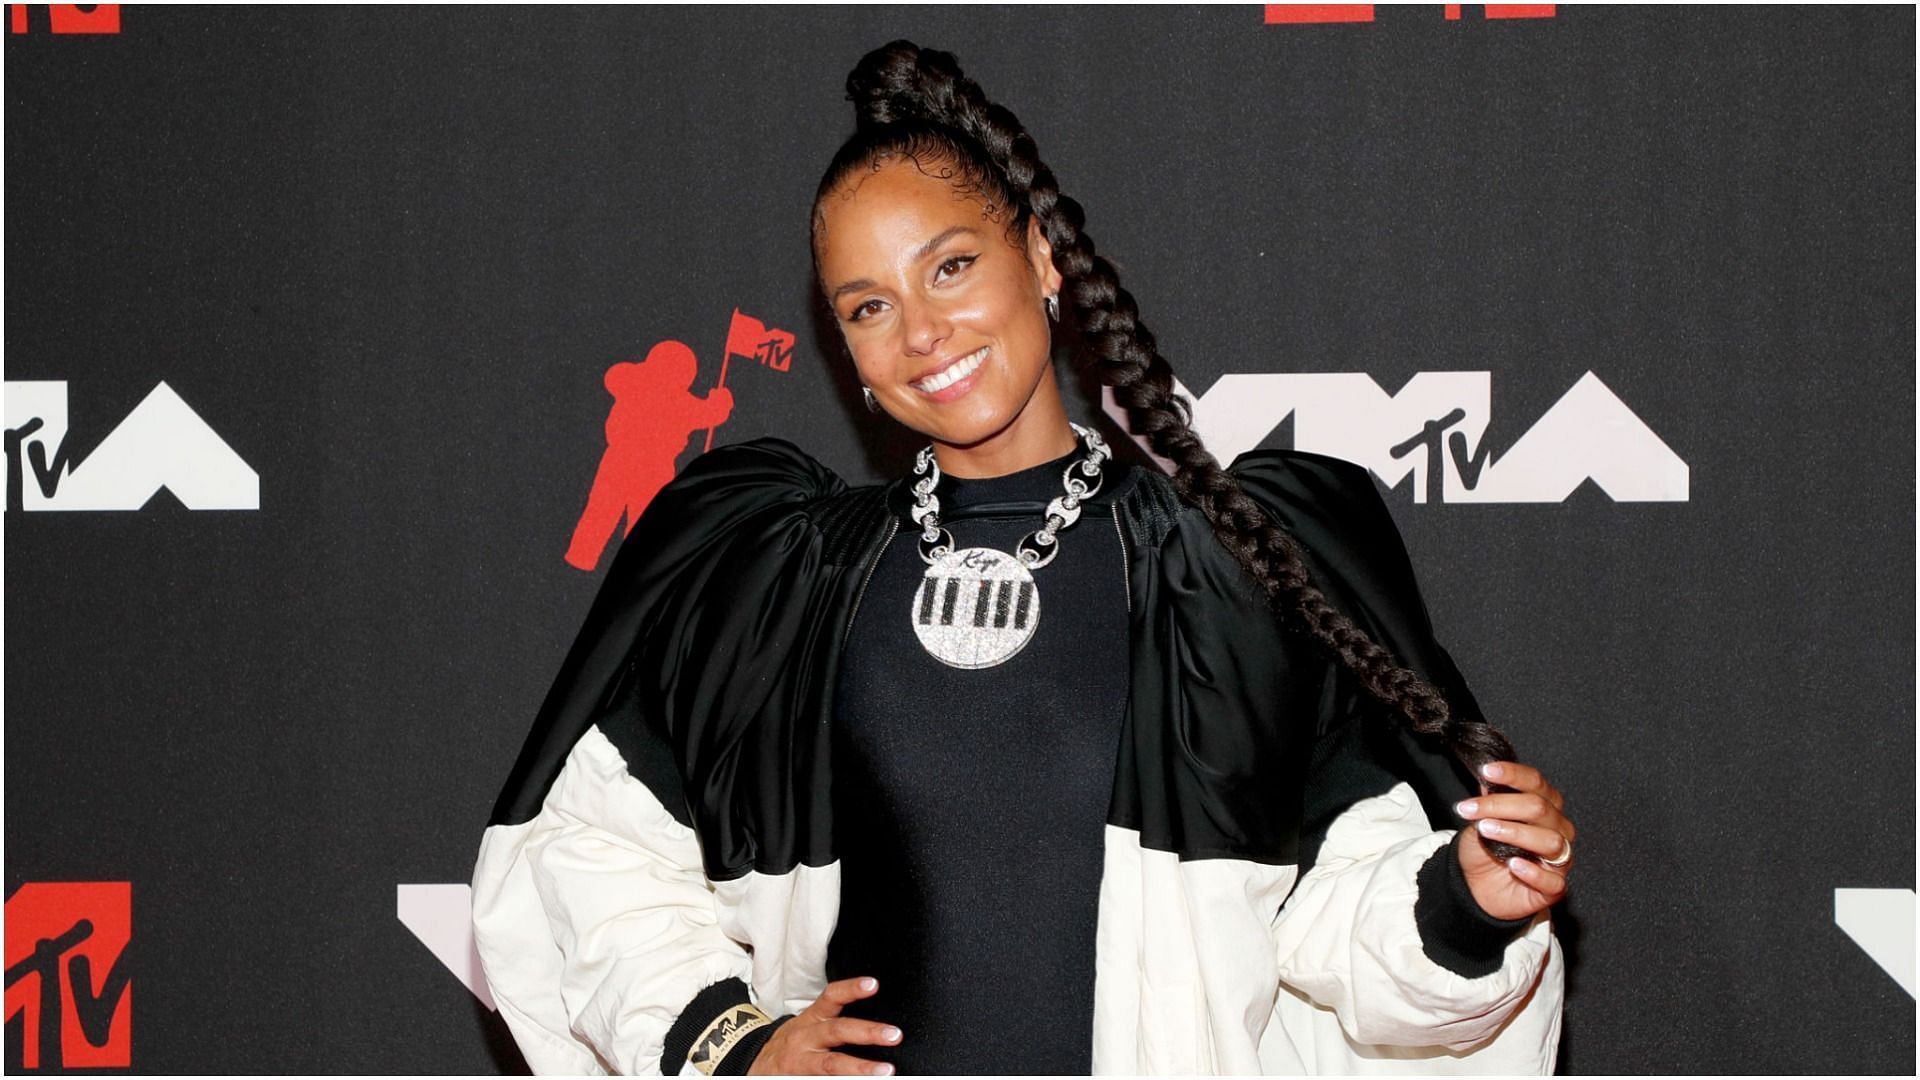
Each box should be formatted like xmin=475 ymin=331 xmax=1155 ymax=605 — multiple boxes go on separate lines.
xmin=987 ymin=297 xmax=1049 ymax=371
xmin=847 ymin=343 xmax=892 ymax=388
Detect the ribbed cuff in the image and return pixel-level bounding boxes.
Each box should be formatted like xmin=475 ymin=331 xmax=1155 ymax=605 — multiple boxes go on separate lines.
xmin=661 ymin=977 xmax=788 ymax=1075
xmin=1414 ymin=835 xmax=1534 ymax=978
xmin=713 ymin=1013 xmax=791 ymax=1075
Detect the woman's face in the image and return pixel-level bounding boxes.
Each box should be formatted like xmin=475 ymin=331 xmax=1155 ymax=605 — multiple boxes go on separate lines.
xmin=814 ymin=156 xmax=1069 ymax=475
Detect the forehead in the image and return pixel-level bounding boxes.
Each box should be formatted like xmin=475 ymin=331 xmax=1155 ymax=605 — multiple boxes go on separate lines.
xmin=815 ymin=157 xmax=1007 ymax=272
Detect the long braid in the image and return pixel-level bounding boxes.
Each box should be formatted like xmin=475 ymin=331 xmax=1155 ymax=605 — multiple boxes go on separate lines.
xmin=817 ymin=41 xmax=1523 ymax=857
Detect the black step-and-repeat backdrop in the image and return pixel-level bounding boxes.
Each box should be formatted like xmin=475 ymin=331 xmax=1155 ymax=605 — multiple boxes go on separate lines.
xmin=5 ymin=5 xmax=1913 ymax=1074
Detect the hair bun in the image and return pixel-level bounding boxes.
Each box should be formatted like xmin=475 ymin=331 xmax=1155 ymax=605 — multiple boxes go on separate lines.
xmin=844 ymin=39 xmax=924 ymax=127
xmin=845 ymin=39 xmax=978 ymax=133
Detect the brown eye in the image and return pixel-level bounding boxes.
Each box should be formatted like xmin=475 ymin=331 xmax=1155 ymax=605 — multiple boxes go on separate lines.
xmin=847 ymin=299 xmax=882 ymax=323
xmin=937 ymin=254 xmax=978 ymax=280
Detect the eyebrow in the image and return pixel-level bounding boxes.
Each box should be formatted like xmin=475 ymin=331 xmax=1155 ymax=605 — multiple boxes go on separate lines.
xmin=828 ymin=225 xmax=982 ymax=304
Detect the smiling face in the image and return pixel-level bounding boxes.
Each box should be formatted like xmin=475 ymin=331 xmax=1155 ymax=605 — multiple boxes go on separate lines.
xmin=813 ymin=155 xmax=1073 ymax=477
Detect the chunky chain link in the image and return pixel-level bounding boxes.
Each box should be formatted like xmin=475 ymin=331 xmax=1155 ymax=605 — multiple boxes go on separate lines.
xmin=911 ymin=422 xmax=1111 ymax=568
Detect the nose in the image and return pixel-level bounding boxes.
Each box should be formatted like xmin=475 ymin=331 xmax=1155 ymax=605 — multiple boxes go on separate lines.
xmin=896 ymin=293 xmax=953 ymax=358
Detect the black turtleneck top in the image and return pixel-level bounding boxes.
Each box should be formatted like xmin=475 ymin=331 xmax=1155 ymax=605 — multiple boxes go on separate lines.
xmin=824 ymin=444 xmax=1138 ymax=1075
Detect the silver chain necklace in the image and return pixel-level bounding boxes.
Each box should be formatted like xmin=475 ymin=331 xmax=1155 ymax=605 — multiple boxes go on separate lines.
xmin=906 ymin=422 xmax=1111 ymax=669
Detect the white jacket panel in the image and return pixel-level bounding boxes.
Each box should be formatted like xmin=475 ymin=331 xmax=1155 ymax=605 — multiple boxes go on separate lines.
xmin=472 ymin=725 xmax=756 ymax=1076
xmin=476 ymin=736 xmax=1563 ymax=1076
xmin=1264 ymin=782 xmax=1562 ymax=1072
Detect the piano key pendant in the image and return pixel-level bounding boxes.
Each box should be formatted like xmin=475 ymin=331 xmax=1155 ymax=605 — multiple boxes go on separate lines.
xmin=910 ymin=546 xmax=1040 ymax=669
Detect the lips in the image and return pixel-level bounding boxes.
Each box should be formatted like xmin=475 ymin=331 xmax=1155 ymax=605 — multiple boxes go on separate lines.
xmin=910 ymin=346 xmax=990 ymax=394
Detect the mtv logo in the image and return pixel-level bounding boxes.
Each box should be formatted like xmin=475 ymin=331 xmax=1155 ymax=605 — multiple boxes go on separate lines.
xmin=8 ymin=4 xmax=121 ymax=34
xmin=4 ymin=380 xmax=259 ymax=512
xmin=4 ymin=882 xmax=133 ymax=1071
xmin=1109 ymin=369 xmax=1688 ymax=504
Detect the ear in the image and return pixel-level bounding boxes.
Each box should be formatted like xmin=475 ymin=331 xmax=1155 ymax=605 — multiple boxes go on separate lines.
xmin=1025 ymin=215 xmax=1064 ymax=297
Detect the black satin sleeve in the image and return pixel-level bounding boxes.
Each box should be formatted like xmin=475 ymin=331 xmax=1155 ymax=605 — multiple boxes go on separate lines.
xmin=1232 ymin=448 xmax=1533 ymax=974
xmin=485 ymin=436 xmax=847 ymax=857
xmin=1226 ymin=448 xmax=1493 ymax=853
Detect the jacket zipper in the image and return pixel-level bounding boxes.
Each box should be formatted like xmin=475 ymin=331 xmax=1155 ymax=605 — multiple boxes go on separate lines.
xmin=844 ymin=515 xmax=900 ymax=640
xmin=1110 ymin=503 xmax=1132 ymax=614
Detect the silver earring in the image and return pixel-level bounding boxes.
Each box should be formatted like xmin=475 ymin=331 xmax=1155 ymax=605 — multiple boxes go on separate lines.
xmin=862 ymin=385 xmax=882 ymax=414
xmin=1046 ymin=293 xmax=1060 ymax=321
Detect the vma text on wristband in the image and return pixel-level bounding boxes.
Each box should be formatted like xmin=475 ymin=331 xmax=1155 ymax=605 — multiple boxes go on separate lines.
xmin=688 ymin=1000 xmax=776 ymax=1075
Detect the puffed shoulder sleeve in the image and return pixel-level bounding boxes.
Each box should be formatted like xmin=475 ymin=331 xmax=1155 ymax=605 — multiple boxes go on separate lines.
xmin=1231 ymin=449 xmax=1562 ymax=1069
xmin=1228 ymin=447 xmax=1490 ymax=817
xmin=472 ymin=437 xmax=843 ymax=1075
xmin=485 ymin=436 xmax=845 ymax=831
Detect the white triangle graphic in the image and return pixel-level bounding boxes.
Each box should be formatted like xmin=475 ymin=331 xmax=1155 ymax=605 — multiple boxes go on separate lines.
xmin=1834 ymin=888 xmax=1916 ymax=997
xmin=397 ymin=883 xmax=496 ymax=1010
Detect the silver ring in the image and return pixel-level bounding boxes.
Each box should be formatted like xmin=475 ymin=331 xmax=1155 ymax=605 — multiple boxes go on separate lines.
xmin=1541 ymin=837 xmax=1572 ymax=869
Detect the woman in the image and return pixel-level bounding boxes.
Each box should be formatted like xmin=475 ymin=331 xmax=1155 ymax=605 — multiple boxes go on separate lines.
xmin=473 ymin=40 xmax=1573 ymax=1076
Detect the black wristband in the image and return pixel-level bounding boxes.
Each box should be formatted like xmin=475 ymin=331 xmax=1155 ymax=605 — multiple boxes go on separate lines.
xmin=1413 ymin=834 xmax=1534 ymax=978
xmin=712 ymin=1013 xmax=792 ymax=1075
xmin=661 ymin=977 xmax=766 ymax=1075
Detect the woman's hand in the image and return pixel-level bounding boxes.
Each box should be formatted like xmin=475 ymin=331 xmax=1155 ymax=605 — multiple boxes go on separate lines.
xmin=747 ymin=976 xmax=902 ymax=1076
xmin=1453 ymin=760 xmax=1575 ymax=922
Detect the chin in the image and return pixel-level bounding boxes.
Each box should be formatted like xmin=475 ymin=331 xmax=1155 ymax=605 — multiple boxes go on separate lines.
xmin=886 ymin=380 xmax=1000 ymax=444
xmin=933 ymin=410 xmax=1009 ymax=443
xmin=916 ymin=402 xmax=1025 ymax=451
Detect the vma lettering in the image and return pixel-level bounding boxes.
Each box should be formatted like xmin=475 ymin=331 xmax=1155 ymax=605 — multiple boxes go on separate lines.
xmin=1134 ymin=369 xmax=1688 ymax=504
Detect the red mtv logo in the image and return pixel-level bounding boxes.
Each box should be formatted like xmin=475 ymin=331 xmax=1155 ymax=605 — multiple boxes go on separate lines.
xmin=8 ymin=4 xmax=121 ymax=33
xmin=1264 ymin=5 xmax=1554 ymax=23
xmin=564 ymin=309 xmax=796 ymax=572
xmin=4 ymin=882 xmax=132 ymax=1070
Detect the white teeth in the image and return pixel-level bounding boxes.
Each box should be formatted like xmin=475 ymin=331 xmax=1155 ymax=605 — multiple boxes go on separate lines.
xmin=913 ymin=347 xmax=989 ymax=393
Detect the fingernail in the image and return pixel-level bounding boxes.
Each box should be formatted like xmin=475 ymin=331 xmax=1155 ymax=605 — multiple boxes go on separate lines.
xmin=859 ymin=976 xmax=877 ymax=991
xmin=1481 ymin=762 xmax=1504 ymax=780
xmin=1477 ymin=819 xmax=1505 ymax=837
xmin=1508 ymin=855 xmax=1530 ymax=873
xmin=1455 ymin=800 xmax=1478 ymax=817
xmin=874 ymin=1065 xmax=895 ymax=1076
xmin=882 ymin=1026 xmax=902 ymax=1042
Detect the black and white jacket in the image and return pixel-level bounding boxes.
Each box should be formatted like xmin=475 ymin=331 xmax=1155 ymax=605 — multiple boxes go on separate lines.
xmin=471 ymin=437 xmax=1564 ymax=1074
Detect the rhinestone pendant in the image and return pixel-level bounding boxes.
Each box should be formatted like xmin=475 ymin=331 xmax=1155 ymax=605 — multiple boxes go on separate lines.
xmin=910 ymin=546 xmax=1040 ymax=669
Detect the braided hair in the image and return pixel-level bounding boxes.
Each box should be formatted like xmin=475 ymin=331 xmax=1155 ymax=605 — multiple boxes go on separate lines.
xmin=809 ymin=40 xmax=1523 ymax=859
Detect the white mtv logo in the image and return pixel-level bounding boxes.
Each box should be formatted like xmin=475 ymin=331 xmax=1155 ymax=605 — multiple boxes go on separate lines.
xmin=1108 ymin=370 xmax=1688 ymax=504
xmin=4 ymin=380 xmax=258 ymax=511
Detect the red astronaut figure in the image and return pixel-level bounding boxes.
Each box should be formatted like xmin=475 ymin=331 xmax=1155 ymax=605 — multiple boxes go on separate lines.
xmin=565 ymin=340 xmax=734 ymax=571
